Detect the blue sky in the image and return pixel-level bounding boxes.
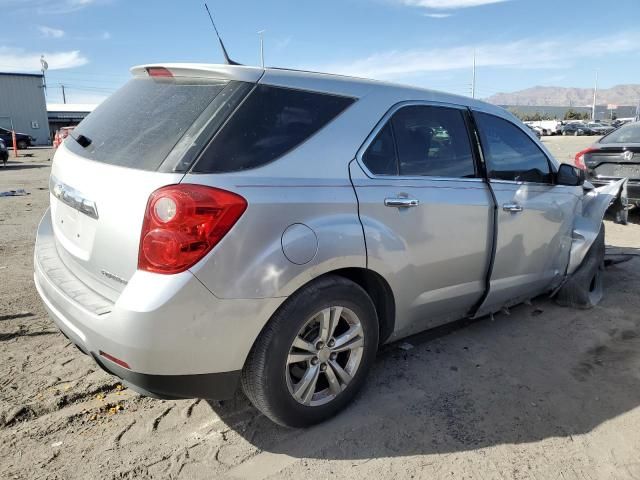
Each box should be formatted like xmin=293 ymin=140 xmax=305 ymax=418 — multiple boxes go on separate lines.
xmin=1 ymin=0 xmax=640 ymax=105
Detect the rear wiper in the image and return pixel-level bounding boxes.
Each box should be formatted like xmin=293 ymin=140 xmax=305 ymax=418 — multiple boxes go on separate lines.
xmin=70 ymin=133 xmax=92 ymax=148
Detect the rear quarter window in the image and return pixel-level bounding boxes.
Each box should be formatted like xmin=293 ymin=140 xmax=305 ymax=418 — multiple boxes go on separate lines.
xmin=192 ymin=85 xmax=356 ymax=173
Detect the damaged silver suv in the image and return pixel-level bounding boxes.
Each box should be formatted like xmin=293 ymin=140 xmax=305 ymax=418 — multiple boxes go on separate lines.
xmin=34 ymin=64 xmax=627 ymax=427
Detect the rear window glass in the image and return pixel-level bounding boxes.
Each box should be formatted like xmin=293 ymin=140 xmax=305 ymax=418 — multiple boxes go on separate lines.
xmin=600 ymin=122 xmax=640 ymax=144
xmin=65 ymin=76 xmax=233 ymax=171
xmin=193 ymin=85 xmax=355 ymax=173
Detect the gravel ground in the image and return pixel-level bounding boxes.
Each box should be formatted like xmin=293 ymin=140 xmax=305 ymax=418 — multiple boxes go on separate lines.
xmin=1 ymin=140 xmax=639 ymax=480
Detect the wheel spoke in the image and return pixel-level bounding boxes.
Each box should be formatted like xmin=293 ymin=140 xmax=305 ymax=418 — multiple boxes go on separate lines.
xmin=328 ymin=306 xmax=342 ymax=340
xmin=325 ymin=362 xmax=342 ymax=395
xmin=287 ymin=352 xmax=316 ymax=364
xmin=332 ymin=336 xmax=364 ymax=353
xmin=332 ymin=324 xmax=363 ymax=351
xmin=292 ymin=336 xmax=316 ymax=353
xmin=318 ymin=308 xmax=331 ymax=342
xmin=329 ymin=359 xmax=352 ymax=384
xmin=293 ymin=364 xmax=320 ymax=405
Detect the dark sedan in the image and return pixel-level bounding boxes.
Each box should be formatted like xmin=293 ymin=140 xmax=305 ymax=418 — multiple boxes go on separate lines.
xmin=0 ymin=127 xmax=34 ymax=149
xmin=0 ymin=139 xmax=7 ymax=166
xmin=561 ymin=123 xmax=597 ymax=136
xmin=575 ymin=121 xmax=640 ymax=220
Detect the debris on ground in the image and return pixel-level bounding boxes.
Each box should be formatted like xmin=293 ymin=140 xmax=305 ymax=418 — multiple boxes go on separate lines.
xmin=0 ymin=189 xmax=29 ymax=197
xmin=398 ymin=342 xmax=414 ymax=351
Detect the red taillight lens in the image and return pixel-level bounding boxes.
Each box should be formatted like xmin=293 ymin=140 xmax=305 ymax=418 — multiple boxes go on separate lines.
xmin=146 ymin=66 xmax=173 ymax=78
xmin=574 ymin=147 xmax=596 ymax=170
xmin=138 ymin=185 xmax=247 ymax=274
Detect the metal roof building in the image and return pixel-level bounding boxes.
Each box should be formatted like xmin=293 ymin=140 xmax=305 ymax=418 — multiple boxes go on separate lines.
xmin=0 ymin=72 xmax=51 ymax=145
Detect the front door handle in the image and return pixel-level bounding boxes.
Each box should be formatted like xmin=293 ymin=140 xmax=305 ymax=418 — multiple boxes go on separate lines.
xmin=385 ymin=197 xmax=419 ymax=208
xmin=503 ymin=203 xmax=523 ymax=213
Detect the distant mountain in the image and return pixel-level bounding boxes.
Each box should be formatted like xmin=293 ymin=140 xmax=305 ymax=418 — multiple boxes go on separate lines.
xmin=486 ymin=84 xmax=640 ymax=107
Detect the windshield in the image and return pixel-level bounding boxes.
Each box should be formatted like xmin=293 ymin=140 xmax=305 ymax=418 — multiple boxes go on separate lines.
xmin=64 ymin=76 xmax=243 ymax=171
xmin=600 ymin=122 xmax=640 ymax=144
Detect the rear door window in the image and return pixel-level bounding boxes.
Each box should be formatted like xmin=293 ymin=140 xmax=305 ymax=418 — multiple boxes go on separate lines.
xmin=65 ymin=76 xmax=244 ymax=171
xmin=474 ymin=112 xmax=552 ymax=184
xmin=193 ymin=85 xmax=355 ymax=173
xmin=392 ymin=105 xmax=476 ymax=178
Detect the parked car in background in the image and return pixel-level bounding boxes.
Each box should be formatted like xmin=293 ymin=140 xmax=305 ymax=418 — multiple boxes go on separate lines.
xmin=0 ymin=139 xmax=8 ymax=166
xmin=53 ymin=126 xmax=76 ymax=148
xmin=0 ymin=127 xmax=34 ymax=149
xmin=526 ymin=124 xmax=542 ymax=138
xmin=562 ymin=123 xmax=596 ymax=136
xmin=34 ymin=63 xmax=627 ymax=427
xmin=575 ymin=121 xmax=640 ymax=223
xmin=586 ymin=123 xmax=615 ymax=135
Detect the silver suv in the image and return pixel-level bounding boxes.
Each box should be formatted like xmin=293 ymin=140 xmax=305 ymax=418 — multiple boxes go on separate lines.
xmin=34 ymin=64 xmax=626 ymax=427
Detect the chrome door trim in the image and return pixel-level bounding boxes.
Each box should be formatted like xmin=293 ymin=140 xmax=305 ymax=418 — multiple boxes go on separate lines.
xmin=355 ymin=100 xmax=482 ymax=183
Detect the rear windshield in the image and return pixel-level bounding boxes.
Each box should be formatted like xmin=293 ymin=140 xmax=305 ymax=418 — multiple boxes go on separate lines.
xmin=192 ymin=85 xmax=355 ymax=173
xmin=65 ymin=76 xmax=238 ymax=171
xmin=600 ymin=122 xmax=640 ymax=144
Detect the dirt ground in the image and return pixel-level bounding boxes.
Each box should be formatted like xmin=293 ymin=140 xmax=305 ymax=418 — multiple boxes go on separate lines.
xmin=1 ymin=139 xmax=639 ymax=480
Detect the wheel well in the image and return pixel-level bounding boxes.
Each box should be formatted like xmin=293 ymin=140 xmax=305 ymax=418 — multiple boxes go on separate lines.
xmin=328 ymin=268 xmax=395 ymax=344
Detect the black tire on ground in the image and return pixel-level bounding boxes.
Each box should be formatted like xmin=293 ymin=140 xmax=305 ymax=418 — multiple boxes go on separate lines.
xmin=574 ymin=131 xmax=579 ymax=136
xmin=556 ymin=224 xmax=605 ymax=309
xmin=615 ymin=206 xmax=629 ymax=225
xmin=241 ymin=275 xmax=379 ymax=428
xmin=16 ymin=140 xmax=27 ymax=150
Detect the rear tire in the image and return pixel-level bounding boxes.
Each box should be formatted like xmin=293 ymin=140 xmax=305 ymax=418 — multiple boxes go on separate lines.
xmin=241 ymin=275 xmax=379 ymax=427
xmin=17 ymin=140 xmax=27 ymax=150
xmin=556 ymin=224 xmax=605 ymax=309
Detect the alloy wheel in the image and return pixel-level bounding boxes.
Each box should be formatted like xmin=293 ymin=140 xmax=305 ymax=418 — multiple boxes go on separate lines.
xmin=285 ymin=306 xmax=364 ymax=406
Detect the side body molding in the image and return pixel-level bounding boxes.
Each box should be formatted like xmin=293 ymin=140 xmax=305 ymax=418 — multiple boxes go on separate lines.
xmin=567 ymin=178 xmax=627 ymax=275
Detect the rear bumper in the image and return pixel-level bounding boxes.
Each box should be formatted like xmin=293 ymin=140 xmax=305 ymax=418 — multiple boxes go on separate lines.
xmin=34 ymin=208 xmax=283 ymax=400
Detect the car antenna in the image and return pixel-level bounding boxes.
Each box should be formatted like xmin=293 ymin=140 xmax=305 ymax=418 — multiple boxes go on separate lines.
xmin=204 ymin=3 xmax=241 ymax=66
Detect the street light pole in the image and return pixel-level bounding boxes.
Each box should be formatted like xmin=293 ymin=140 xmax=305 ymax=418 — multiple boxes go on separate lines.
xmin=258 ymin=30 xmax=266 ymax=68
xmin=471 ymin=50 xmax=476 ymax=99
xmin=591 ymin=71 xmax=598 ymax=121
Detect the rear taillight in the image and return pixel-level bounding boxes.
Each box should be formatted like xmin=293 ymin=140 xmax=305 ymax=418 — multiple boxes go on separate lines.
xmin=138 ymin=184 xmax=247 ymax=274
xmin=575 ymin=147 xmax=596 ymax=170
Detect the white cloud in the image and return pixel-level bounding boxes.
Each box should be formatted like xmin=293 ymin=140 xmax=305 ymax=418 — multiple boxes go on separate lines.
xmin=38 ymin=26 xmax=65 ymax=38
xmin=396 ymin=0 xmax=508 ymax=9
xmin=424 ymin=12 xmax=452 ymax=17
xmin=0 ymin=47 xmax=88 ymax=71
xmin=306 ymin=32 xmax=640 ymax=81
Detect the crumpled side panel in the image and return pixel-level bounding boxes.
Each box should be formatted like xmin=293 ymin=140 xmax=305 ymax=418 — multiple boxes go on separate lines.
xmin=567 ymin=179 xmax=627 ymax=275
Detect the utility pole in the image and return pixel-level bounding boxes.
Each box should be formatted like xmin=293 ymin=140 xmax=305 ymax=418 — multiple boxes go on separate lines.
xmin=40 ymin=55 xmax=48 ymax=95
xmin=591 ymin=70 xmax=598 ymax=121
xmin=471 ymin=49 xmax=476 ymax=99
xmin=60 ymin=84 xmax=67 ymax=104
xmin=257 ymin=30 xmax=265 ymax=68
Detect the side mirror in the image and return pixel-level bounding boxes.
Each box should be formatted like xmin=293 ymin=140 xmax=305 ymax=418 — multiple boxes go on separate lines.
xmin=556 ymin=163 xmax=585 ymax=186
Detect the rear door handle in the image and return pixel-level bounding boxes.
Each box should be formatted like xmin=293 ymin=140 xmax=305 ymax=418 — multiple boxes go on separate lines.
xmin=385 ymin=197 xmax=419 ymax=208
xmin=503 ymin=203 xmax=523 ymax=213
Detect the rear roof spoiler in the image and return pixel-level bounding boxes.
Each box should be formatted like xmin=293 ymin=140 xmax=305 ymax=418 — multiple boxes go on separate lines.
xmin=130 ymin=63 xmax=264 ymax=83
